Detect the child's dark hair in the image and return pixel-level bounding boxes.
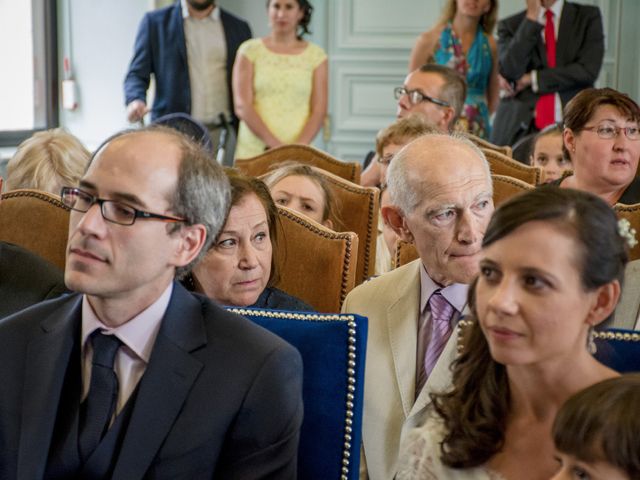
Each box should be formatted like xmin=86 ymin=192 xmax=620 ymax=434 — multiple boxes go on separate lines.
xmin=553 ymin=374 xmax=640 ymax=478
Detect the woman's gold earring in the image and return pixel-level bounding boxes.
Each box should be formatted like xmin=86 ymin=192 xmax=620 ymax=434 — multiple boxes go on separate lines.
xmin=588 ymin=326 xmax=597 ymax=355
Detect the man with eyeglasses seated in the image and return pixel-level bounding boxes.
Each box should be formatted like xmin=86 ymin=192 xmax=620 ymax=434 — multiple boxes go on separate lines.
xmin=0 ymin=126 xmax=303 ymax=479
xmin=361 ymin=64 xmax=467 ymax=187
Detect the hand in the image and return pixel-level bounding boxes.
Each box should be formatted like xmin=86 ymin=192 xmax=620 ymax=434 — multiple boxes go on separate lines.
xmin=498 ymin=74 xmax=515 ymax=97
xmin=526 ymin=0 xmax=541 ymax=21
xmin=515 ymin=72 xmax=532 ymax=92
xmin=126 ymin=100 xmax=149 ymax=123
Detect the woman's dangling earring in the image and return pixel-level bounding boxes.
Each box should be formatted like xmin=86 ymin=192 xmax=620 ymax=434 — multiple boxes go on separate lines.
xmin=588 ymin=326 xmax=598 ymax=355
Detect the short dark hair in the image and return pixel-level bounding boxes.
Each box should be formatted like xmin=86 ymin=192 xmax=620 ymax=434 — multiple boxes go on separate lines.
xmin=553 ymin=374 xmax=640 ymax=478
xmin=563 ymin=88 xmax=640 ymax=159
xmin=430 ymin=187 xmax=628 ymax=469
xmin=418 ymin=64 xmax=467 ymax=129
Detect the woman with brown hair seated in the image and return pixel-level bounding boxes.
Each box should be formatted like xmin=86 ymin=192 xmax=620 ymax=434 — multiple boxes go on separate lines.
xmin=185 ymin=169 xmax=313 ymax=311
xmin=556 ymin=88 xmax=640 ymax=205
xmin=396 ymin=187 xmax=628 ymax=479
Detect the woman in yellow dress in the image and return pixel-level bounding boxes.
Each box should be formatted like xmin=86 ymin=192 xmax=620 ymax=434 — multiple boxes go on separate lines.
xmin=232 ymin=0 xmax=328 ymax=159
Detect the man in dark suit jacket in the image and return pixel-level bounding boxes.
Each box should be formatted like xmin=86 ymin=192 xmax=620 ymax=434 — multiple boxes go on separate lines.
xmin=0 ymin=241 xmax=67 ymax=319
xmin=0 ymin=126 xmax=303 ymax=479
xmin=124 ymin=0 xmax=251 ymax=128
xmin=490 ymin=0 xmax=604 ymax=147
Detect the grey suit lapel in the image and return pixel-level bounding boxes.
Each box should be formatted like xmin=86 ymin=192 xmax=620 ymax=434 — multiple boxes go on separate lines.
xmin=113 ymin=284 xmax=205 ymax=479
xmin=18 ymin=295 xmax=83 ymax=479
xmin=386 ymin=261 xmax=421 ymax=418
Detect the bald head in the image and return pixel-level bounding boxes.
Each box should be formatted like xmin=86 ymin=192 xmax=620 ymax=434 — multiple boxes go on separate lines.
xmin=384 ymin=134 xmax=494 ymax=285
xmin=387 ymin=134 xmax=491 ymax=215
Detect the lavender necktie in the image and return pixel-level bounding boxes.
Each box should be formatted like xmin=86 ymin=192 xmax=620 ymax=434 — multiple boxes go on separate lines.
xmin=424 ymin=290 xmax=454 ymax=378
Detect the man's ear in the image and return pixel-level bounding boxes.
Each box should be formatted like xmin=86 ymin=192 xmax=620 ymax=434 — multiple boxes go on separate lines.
xmin=586 ymin=280 xmax=621 ymax=328
xmin=173 ymin=224 xmax=207 ymax=268
xmin=381 ymin=205 xmax=414 ymax=243
xmin=441 ymin=107 xmax=456 ymax=132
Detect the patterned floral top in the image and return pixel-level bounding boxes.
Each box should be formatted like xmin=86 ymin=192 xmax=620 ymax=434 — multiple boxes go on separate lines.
xmin=396 ymin=416 xmax=506 ymax=480
xmin=235 ymin=38 xmax=327 ymax=159
xmin=434 ymin=23 xmax=493 ymax=139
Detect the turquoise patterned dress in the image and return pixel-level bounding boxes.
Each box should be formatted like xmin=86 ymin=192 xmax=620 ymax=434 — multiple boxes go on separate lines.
xmin=434 ymin=23 xmax=493 ymax=139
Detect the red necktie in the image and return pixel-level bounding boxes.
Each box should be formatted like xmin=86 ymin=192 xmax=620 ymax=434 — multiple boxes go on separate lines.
xmin=535 ymin=9 xmax=556 ymax=130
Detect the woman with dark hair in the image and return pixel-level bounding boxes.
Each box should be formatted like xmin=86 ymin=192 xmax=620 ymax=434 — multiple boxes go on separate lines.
xmin=557 ymin=87 xmax=640 ymax=205
xmin=185 ymin=169 xmax=314 ymax=311
xmin=409 ymin=0 xmax=499 ymax=138
xmin=397 ymin=187 xmax=627 ymax=479
xmin=233 ymin=0 xmax=327 ymax=159
xmin=552 ymin=374 xmax=640 ymax=480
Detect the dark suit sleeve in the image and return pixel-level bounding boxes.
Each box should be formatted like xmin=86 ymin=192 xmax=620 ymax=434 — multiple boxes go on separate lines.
xmin=215 ymin=343 xmax=303 ymax=479
xmin=536 ymin=8 xmax=604 ymax=94
xmin=498 ymin=15 xmax=544 ymax=82
xmin=124 ymin=14 xmax=153 ymax=106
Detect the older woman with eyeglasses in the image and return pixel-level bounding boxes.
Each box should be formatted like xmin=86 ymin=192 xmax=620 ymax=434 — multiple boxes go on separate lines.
xmin=554 ymin=88 xmax=640 ymax=205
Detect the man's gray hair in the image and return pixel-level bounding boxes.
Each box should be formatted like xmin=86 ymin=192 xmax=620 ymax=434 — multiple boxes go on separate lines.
xmin=386 ymin=132 xmax=491 ymax=215
xmin=91 ymin=126 xmax=231 ymax=279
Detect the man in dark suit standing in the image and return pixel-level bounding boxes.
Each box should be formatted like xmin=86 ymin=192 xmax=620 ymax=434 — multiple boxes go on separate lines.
xmin=0 ymin=126 xmax=303 ymax=479
xmin=0 ymin=241 xmax=67 ymax=319
xmin=490 ymin=0 xmax=604 ymax=147
xmin=124 ymin=0 xmax=251 ymax=158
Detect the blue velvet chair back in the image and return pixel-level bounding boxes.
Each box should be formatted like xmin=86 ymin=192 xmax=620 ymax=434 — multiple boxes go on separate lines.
xmin=227 ymin=308 xmax=368 ymax=480
xmin=594 ymin=328 xmax=640 ymax=372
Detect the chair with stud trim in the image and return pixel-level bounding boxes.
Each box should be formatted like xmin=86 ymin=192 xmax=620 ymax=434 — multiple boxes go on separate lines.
xmin=0 ymin=189 xmax=70 ymax=270
xmin=235 ymin=144 xmax=362 ymax=184
xmin=226 ymin=307 xmax=368 ymax=480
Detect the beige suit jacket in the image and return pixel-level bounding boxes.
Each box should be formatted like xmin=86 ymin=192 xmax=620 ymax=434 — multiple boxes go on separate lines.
xmin=342 ymin=260 xmax=464 ymax=480
xmin=609 ymin=259 xmax=640 ymax=330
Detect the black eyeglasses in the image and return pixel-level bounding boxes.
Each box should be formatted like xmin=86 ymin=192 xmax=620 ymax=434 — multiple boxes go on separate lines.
xmin=582 ymin=123 xmax=640 ymax=141
xmin=394 ymin=87 xmax=450 ymax=108
xmin=60 ymin=187 xmax=186 ymax=226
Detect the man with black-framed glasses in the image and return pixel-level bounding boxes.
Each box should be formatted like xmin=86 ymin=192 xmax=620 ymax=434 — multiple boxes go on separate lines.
xmin=0 ymin=126 xmax=303 ymax=479
xmin=361 ymin=64 xmax=467 ymax=187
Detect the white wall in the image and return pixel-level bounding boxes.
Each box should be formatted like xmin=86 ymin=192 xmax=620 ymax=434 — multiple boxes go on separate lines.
xmin=55 ymin=0 xmax=639 ymax=153
xmin=57 ymin=0 xmax=150 ymax=150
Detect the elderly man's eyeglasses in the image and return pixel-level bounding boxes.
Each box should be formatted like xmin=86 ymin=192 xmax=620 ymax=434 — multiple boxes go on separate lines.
xmin=60 ymin=187 xmax=186 ymax=226
xmin=394 ymin=87 xmax=450 ymax=108
xmin=582 ymin=123 xmax=640 ymax=141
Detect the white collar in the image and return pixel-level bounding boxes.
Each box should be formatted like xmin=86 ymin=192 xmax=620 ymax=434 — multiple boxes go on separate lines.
xmin=537 ymin=0 xmax=564 ymax=23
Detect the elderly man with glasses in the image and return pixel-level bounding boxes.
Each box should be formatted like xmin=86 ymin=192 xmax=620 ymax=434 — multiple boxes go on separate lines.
xmin=0 ymin=126 xmax=303 ymax=479
xmin=361 ymin=64 xmax=467 ymax=187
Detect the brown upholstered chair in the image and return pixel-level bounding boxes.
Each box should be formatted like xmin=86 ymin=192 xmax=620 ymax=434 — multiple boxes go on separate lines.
xmin=275 ymin=206 xmax=358 ymax=312
xmin=392 ymin=240 xmax=419 ymax=270
xmin=482 ymin=148 xmax=543 ymax=185
xmin=614 ymin=203 xmax=640 ymax=261
xmin=391 ymin=175 xmax=534 ymax=269
xmin=492 ymin=174 xmax=534 ymax=207
xmin=466 ymin=133 xmax=512 ymax=157
xmin=235 ymin=144 xmax=362 ymax=184
xmin=0 ymin=189 xmax=70 ymax=270
xmin=311 ymin=169 xmax=379 ymax=284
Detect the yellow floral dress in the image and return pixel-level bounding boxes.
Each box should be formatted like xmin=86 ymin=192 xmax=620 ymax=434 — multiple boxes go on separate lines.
xmin=234 ymin=38 xmax=327 ymax=159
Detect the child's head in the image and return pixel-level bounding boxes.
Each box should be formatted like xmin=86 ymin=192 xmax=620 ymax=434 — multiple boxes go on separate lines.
xmin=263 ymin=162 xmax=337 ymax=229
xmin=529 ymin=123 xmax=572 ymax=183
xmin=375 ymin=114 xmax=438 ymax=186
xmin=551 ymin=374 xmax=640 ymax=480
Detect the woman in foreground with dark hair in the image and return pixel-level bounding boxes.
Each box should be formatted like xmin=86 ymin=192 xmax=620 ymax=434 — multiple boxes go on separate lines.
xmin=397 ymin=187 xmax=627 ymax=479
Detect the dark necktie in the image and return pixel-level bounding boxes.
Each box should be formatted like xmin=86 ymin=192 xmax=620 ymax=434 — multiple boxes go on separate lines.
xmin=534 ymin=9 xmax=557 ymax=130
xmin=79 ymin=331 xmax=122 ymax=460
